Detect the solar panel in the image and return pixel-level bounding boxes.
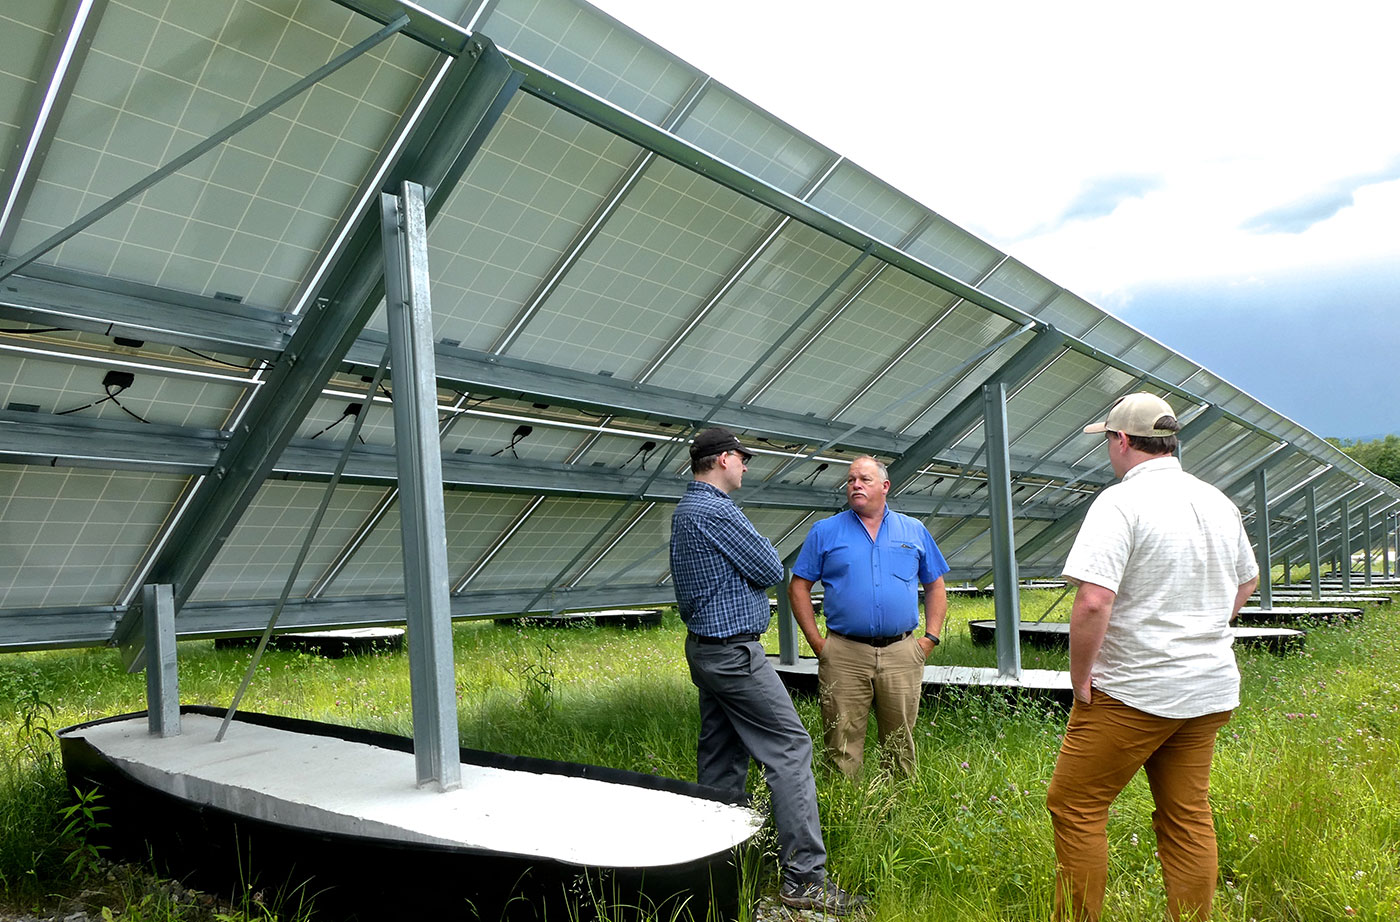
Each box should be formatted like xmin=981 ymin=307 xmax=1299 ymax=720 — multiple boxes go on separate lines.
xmin=0 ymin=0 xmax=1394 ymax=659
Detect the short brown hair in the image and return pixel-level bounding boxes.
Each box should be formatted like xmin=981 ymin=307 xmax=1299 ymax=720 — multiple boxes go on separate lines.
xmin=691 ymin=452 xmax=722 ymax=474
xmin=1111 ymin=414 xmax=1180 ymax=455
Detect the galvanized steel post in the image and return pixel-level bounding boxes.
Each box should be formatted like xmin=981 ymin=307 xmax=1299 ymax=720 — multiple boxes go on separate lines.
xmin=143 ymin=583 xmax=179 ymax=737
xmin=777 ymin=556 xmax=798 ymax=666
xmin=1362 ymin=503 xmax=1372 ymax=586
xmin=1339 ymin=497 xmax=1351 ymax=593
xmin=1306 ymin=486 xmax=1321 ymax=601
xmin=1254 ymin=470 xmax=1272 ymax=609
xmin=382 ymin=181 xmax=461 ymax=792
xmin=983 ymin=383 xmax=1021 ymax=679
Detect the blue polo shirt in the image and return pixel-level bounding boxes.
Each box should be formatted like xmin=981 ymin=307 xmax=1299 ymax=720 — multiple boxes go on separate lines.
xmin=793 ymin=507 xmax=949 ymax=638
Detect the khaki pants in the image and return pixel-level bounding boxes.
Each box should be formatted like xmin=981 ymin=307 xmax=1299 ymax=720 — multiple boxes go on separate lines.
xmin=1046 ymin=689 xmax=1232 ymax=922
xmin=817 ymin=631 xmax=926 ymax=776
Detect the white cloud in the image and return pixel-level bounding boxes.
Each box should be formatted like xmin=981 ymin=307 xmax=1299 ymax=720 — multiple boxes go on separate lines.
xmin=588 ymin=0 xmax=1400 ymax=305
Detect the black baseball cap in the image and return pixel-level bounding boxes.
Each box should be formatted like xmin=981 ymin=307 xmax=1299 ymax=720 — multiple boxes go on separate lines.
xmin=689 ymin=427 xmax=754 ymax=462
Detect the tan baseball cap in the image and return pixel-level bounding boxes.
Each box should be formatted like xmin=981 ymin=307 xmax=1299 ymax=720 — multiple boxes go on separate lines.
xmin=1082 ymin=393 xmax=1179 ymax=437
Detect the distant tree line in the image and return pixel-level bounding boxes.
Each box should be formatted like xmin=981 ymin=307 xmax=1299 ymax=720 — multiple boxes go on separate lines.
xmin=1327 ymin=434 xmax=1400 ymax=486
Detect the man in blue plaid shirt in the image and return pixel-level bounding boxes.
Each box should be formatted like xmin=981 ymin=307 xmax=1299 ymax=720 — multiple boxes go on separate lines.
xmin=670 ymin=427 xmax=865 ymax=915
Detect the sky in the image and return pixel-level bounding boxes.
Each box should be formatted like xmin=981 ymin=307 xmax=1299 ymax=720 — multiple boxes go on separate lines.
xmin=587 ymin=0 xmax=1400 ymax=440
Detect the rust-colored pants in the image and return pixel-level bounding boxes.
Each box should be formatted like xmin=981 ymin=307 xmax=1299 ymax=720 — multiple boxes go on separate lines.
xmin=1046 ymin=689 xmax=1232 ymax=921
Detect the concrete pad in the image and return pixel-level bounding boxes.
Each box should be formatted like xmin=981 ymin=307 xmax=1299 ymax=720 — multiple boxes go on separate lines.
xmin=63 ymin=713 xmax=760 ymax=868
xmin=967 ymin=620 xmax=1305 ymax=652
xmin=1253 ymin=593 xmax=1387 ymax=606
xmin=499 ymin=608 xmax=664 ymax=628
xmin=215 ymin=627 xmax=404 ymax=657
xmin=1237 ymin=606 xmax=1363 ymax=625
xmin=768 ymin=654 xmax=1071 ymax=703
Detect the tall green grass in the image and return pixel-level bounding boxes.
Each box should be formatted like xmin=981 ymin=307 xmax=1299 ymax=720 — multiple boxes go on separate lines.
xmin=2 ymin=591 xmax=1399 ymax=920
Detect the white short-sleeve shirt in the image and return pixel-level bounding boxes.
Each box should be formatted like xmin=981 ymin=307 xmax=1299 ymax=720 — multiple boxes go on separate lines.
xmin=1062 ymin=456 xmax=1259 ymax=718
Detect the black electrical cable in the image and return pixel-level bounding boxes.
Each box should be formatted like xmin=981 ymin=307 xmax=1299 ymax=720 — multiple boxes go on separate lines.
xmin=54 ymin=382 xmax=150 ymax=423
xmin=620 ymin=440 xmax=658 ymax=469
xmin=308 ymin=403 xmax=363 ymax=441
xmin=491 ymin=424 xmax=533 ymax=457
xmin=104 ymin=385 xmax=151 ymax=424
xmin=177 ymin=346 xmax=269 ymax=372
xmin=449 ymin=389 xmax=495 ymax=410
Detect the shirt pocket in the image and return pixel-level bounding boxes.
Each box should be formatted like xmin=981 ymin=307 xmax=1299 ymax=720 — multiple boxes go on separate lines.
xmin=889 ymin=546 xmax=920 ymax=582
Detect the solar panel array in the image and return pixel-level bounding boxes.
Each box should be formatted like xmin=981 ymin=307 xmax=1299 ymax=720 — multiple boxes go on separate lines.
xmin=2 ymin=0 xmax=1396 ymax=652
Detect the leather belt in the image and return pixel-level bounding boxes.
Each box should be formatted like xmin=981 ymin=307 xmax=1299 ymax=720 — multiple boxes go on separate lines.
xmin=688 ymin=631 xmax=761 ymax=645
xmin=830 ymin=629 xmax=912 ymax=648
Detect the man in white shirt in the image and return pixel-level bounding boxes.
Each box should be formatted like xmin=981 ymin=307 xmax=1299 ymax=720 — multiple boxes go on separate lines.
xmin=1046 ymin=393 xmax=1259 ymax=922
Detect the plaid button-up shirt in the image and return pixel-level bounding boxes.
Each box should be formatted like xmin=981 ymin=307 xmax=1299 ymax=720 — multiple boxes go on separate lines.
xmin=670 ymin=481 xmax=783 ymax=637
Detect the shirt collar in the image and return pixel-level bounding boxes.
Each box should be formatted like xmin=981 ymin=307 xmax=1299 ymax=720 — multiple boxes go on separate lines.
xmin=844 ymin=504 xmax=891 ymax=526
xmin=689 ymin=480 xmax=730 ymax=500
xmin=1122 ymin=454 xmax=1182 ymax=482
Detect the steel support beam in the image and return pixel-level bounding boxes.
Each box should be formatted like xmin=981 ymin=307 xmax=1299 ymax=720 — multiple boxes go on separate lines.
xmin=1363 ymin=503 xmax=1373 ymax=586
xmin=382 ymin=181 xmax=460 ymax=790
xmin=332 ymin=0 xmax=480 ymax=55
xmin=0 ymin=410 xmax=1075 ymax=521
xmin=1382 ymin=514 xmax=1390 ymax=578
xmin=1254 ymin=469 xmax=1272 ymax=609
xmin=773 ymin=517 xmax=818 ymax=666
xmin=142 ymin=583 xmax=179 ymax=737
xmin=777 ymin=557 xmax=798 ymax=666
xmin=0 ymin=409 xmax=223 ymax=472
xmin=1338 ymin=496 xmax=1351 ymax=592
xmin=0 ymin=268 xmax=291 ymax=360
xmin=0 ymin=583 xmax=679 ymax=651
xmin=886 ymin=327 xmax=1066 ymax=491
xmin=114 ymin=35 xmax=520 ymax=662
xmin=0 ymin=0 xmax=108 ymax=250
xmin=352 ymin=336 xmax=1104 ymax=485
xmin=983 ymin=384 xmax=1021 ymax=679
xmin=1377 ymin=512 xmax=1388 ymax=576
xmin=1305 ymin=486 xmax=1321 ymax=600
xmin=1383 ymin=515 xmax=1390 ymax=578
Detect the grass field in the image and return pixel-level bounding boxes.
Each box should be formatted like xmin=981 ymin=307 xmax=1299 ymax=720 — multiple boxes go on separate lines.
xmin=1 ymin=588 xmax=1397 ymax=920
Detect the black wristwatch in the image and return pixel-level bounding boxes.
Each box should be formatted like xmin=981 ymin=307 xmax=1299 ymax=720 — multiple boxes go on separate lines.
xmin=923 ymin=631 xmax=940 ymax=646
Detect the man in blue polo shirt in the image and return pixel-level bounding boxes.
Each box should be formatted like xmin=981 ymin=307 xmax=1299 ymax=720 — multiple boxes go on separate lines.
xmin=789 ymin=455 xmax=949 ymax=776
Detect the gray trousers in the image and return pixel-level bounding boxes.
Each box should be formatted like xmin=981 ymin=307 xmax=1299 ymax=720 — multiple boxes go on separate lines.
xmin=685 ymin=635 xmax=827 ymax=885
